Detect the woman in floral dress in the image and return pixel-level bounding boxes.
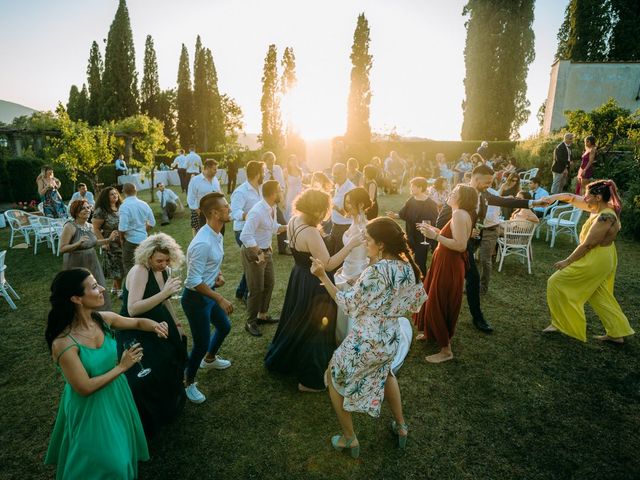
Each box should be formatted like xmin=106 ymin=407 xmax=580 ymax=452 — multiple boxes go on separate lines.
xmin=311 ymin=217 xmax=427 ymax=457
xmin=93 ymin=187 xmax=125 ymax=296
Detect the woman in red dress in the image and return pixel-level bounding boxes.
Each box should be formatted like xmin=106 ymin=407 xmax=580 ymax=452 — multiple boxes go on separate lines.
xmin=413 ymin=184 xmax=477 ymax=363
xmin=576 ymin=135 xmax=596 ymax=195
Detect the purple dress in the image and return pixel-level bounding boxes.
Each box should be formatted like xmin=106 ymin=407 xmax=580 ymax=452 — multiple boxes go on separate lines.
xmin=576 ymin=151 xmax=593 ymax=194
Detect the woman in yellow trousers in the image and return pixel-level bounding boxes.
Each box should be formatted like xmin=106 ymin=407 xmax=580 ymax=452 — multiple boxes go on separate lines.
xmin=541 ymin=180 xmax=634 ymax=343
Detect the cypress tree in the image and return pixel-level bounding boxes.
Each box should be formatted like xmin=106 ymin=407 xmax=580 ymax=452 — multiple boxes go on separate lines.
xmin=281 ymin=47 xmax=296 ymax=94
xmin=176 ymin=43 xmax=194 ymax=149
xmin=67 ymin=85 xmax=81 ymax=121
xmin=86 ymin=41 xmax=103 ymax=125
xmin=102 ymin=0 xmax=139 ymax=121
xmin=140 ymin=35 xmax=161 ymax=119
xmin=193 ymin=36 xmax=208 ymax=149
xmin=280 ymin=47 xmax=304 ymax=157
xmin=259 ymin=44 xmax=283 ymax=151
xmin=555 ymin=0 xmax=612 ymax=62
xmin=609 ymin=0 xmax=640 ymax=61
xmin=77 ymin=84 xmax=89 ymax=121
xmin=345 ymin=13 xmax=372 ymax=147
xmin=158 ymin=89 xmax=178 ymax=151
xmin=205 ymin=48 xmax=226 ymax=149
xmin=461 ymin=0 xmax=535 ymax=140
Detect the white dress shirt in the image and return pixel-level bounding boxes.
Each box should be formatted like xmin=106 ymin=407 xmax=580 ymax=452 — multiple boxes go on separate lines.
xmin=156 ymin=188 xmax=179 ymax=207
xmin=118 ymin=195 xmax=155 ymax=244
xmin=185 ymin=151 xmax=203 ymax=174
xmin=171 ymin=154 xmax=188 ymax=169
xmin=484 ymin=188 xmax=502 ymax=228
xmin=240 ymin=200 xmax=281 ymax=249
xmin=332 ymin=179 xmax=356 ymax=225
xmin=69 ymin=191 xmax=95 ymax=206
xmin=185 ymin=224 xmax=224 ymax=289
xmin=187 ymin=174 xmax=221 ymax=209
xmin=264 ymin=164 xmax=285 ymax=189
xmin=230 ymin=181 xmax=262 ymax=232
xmin=115 ymin=159 xmax=127 ymax=172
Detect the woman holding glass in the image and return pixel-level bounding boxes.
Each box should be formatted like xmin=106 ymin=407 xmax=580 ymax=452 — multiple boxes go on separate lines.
xmin=45 ymin=268 xmax=168 ymax=479
xmin=93 ymin=186 xmax=125 ymax=297
xmin=118 ymin=233 xmax=187 ymax=436
xmin=413 ymin=184 xmax=478 ymax=363
xmin=36 ymin=165 xmax=67 ymax=218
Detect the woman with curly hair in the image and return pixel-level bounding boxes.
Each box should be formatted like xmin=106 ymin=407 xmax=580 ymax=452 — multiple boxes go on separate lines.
xmin=543 ymin=180 xmax=634 ymax=343
xmin=93 ymin=186 xmax=125 ymax=296
xmin=119 ymin=233 xmax=188 ymax=436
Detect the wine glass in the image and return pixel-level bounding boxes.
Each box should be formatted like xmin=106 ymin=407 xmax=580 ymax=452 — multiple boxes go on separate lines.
xmin=419 ymin=220 xmax=431 ymax=245
xmin=167 ymin=267 xmax=183 ymax=300
xmin=124 ymin=338 xmax=151 ymax=378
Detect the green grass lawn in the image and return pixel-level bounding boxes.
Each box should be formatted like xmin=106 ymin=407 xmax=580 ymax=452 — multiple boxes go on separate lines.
xmin=1 ymin=187 xmax=639 ymax=479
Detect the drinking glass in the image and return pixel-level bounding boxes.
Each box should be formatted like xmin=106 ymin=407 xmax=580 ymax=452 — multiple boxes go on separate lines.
xmin=124 ymin=338 xmax=151 ymax=378
xmin=419 ymin=220 xmax=431 ymax=245
xmin=167 ymin=267 xmax=183 ymax=300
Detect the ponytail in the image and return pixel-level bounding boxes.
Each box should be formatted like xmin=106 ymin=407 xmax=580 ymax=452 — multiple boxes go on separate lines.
xmin=401 ymin=243 xmax=423 ymax=284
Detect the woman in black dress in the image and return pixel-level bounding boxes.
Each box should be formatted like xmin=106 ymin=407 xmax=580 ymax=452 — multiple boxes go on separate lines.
xmin=363 ymin=165 xmax=379 ymax=220
xmin=118 ymin=233 xmax=187 ymax=437
xmin=387 ymin=177 xmax=439 ymax=276
xmin=265 ymin=189 xmax=365 ymax=392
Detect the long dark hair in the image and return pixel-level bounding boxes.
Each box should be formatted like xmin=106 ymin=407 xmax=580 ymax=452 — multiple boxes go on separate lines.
xmin=366 ymin=217 xmax=422 ymax=283
xmin=95 ymin=186 xmax=122 ymax=214
xmin=45 ymin=268 xmax=91 ymax=350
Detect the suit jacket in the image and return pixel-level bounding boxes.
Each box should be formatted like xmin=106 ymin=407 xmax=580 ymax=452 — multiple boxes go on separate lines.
xmin=436 ymin=190 xmax=529 ymax=246
xmin=552 ymin=142 xmax=571 ymax=174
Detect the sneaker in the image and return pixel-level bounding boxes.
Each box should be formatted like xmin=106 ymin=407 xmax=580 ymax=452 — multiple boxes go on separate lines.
xmin=245 ymin=321 xmax=262 ymax=337
xmin=185 ymin=383 xmax=206 ymax=403
xmin=200 ymin=355 xmax=232 ymax=370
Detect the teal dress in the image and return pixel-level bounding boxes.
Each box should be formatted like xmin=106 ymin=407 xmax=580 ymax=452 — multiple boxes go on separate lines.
xmin=45 ymin=317 xmax=149 ymax=479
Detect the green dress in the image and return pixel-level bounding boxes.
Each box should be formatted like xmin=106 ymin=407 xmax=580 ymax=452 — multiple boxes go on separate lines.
xmin=45 ymin=321 xmax=149 ymax=479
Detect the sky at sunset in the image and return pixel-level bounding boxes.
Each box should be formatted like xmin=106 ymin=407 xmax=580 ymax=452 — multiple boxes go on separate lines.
xmin=0 ymin=0 xmax=567 ymax=141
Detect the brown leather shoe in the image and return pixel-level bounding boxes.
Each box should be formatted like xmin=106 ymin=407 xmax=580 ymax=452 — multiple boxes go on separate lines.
xmin=256 ymin=316 xmax=279 ymax=325
xmin=245 ymin=321 xmax=262 ymax=337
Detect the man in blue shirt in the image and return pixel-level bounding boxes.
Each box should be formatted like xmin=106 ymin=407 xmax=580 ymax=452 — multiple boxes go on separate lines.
xmin=118 ymin=182 xmax=156 ymax=273
xmin=181 ymin=192 xmax=233 ymax=404
xmin=115 ymin=153 xmax=128 ymax=179
xmin=69 ymin=183 xmax=95 ymax=207
xmin=528 ymin=177 xmax=549 ymax=218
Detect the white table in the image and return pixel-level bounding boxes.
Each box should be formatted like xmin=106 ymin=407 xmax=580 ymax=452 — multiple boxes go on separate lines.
xmin=154 ymin=170 xmax=180 ymax=187
xmin=117 ymin=173 xmax=150 ymax=190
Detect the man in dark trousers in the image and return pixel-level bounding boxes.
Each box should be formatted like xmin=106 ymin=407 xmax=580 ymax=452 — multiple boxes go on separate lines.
xmin=436 ymin=165 xmax=547 ymax=333
xmin=227 ymin=154 xmax=239 ymax=194
xmin=550 ymin=133 xmax=574 ymax=194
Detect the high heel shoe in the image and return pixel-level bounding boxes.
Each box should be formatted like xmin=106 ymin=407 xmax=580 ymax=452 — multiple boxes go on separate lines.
xmin=331 ymin=434 xmax=360 ymax=458
xmin=391 ymin=420 xmax=409 ymax=449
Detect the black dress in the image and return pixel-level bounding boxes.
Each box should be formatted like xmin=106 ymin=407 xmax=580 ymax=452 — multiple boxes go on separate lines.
xmin=264 ymin=224 xmax=337 ymax=389
xmin=117 ymin=269 xmax=187 ymax=437
xmin=398 ymin=196 xmax=439 ymax=276
xmin=364 ymin=180 xmax=379 ymax=220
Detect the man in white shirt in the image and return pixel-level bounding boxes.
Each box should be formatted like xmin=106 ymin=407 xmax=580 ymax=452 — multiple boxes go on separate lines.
xmin=262 ymin=151 xmax=288 ymax=254
xmin=115 ymin=153 xmax=128 ymax=179
xmin=330 ymin=163 xmax=356 ymax=252
xmin=181 ymin=192 xmax=233 ymax=404
xmin=187 ymin=158 xmax=221 ymax=235
xmin=528 ymin=177 xmax=549 ymax=218
xmin=69 ymin=183 xmax=95 ymax=207
xmin=240 ymin=180 xmax=286 ymax=337
xmin=478 ymin=186 xmax=502 ymax=295
xmin=156 ymin=182 xmax=184 ymax=225
xmin=171 ymin=148 xmax=189 ymax=192
xmin=185 ymin=146 xmax=203 ymax=178
xmin=230 ymin=160 xmax=263 ymax=302
xmin=118 ymin=182 xmax=156 ymax=273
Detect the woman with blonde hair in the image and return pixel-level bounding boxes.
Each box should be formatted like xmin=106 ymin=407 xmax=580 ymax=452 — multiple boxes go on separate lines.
xmin=118 ymin=233 xmax=188 ymax=436
xmin=36 ymin=165 xmax=67 ymax=218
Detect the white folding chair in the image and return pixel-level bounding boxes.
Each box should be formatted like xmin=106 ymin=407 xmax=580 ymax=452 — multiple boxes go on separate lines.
xmin=0 ymin=250 xmax=19 ymax=310
xmin=535 ymin=200 xmax=560 ymax=239
xmin=545 ymin=206 xmax=583 ymax=248
xmin=4 ymin=210 xmax=34 ymax=247
xmin=519 ymin=168 xmax=538 ymax=188
xmin=496 ymin=220 xmax=537 ymax=274
xmin=27 ymin=215 xmax=58 ymax=255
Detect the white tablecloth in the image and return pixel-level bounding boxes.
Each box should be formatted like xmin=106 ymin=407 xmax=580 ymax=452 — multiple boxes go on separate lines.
xmin=154 ymin=170 xmax=180 ymax=186
xmin=117 ymin=173 xmax=151 ymax=190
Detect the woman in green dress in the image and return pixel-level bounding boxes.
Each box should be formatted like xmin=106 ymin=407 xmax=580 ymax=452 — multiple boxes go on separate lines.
xmin=45 ymin=268 xmax=169 ymax=479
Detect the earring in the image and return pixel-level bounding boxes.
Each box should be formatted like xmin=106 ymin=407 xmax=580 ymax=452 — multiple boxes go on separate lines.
xmin=377 ymin=249 xmax=383 ymax=261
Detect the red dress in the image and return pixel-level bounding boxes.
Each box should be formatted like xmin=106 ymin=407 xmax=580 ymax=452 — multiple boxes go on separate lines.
xmin=413 ymin=221 xmax=468 ymax=347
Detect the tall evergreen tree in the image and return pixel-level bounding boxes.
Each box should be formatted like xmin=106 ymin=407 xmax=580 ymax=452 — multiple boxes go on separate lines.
xmin=102 ymin=0 xmax=139 ymax=120
xmin=140 ymin=35 xmax=161 ymax=119
xmin=67 ymin=85 xmax=81 ymax=121
xmin=205 ymin=48 xmax=226 ymax=150
xmin=461 ymin=0 xmax=535 ymax=140
xmin=176 ymin=44 xmax=194 ymax=148
xmin=280 ymin=47 xmax=304 ymax=157
xmin=77 ymin=84 xmax=89 ymax=121
xmin=555 ymin=0 xmax=612 ymax=62
xmin=609 ymin=0 xmax=640 ymax=61
xmin=345 ymin=13 xmax=372 ymax=147
xmin=157 ymin=88 xmax=178 ymax=151
xmin=281 ymin=47 xmax=296 ymax=94
xmin=86 ymin=41 xmax=103 ymax=125
xmin=193 ymin=36 xmax=208 ymax=150
xmin=259 ymin=44 xmax=283 ymax=151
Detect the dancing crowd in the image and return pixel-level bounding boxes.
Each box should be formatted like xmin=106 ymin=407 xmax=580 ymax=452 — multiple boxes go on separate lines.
xmin=41 ymin=145 xmax=634 ymax=477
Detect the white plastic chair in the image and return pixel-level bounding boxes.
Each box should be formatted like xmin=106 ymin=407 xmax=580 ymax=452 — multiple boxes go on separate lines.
xmin=0 ymin=250 xmax=19 ymax=310
xmin=545 ymin=206 xmax=583 ymax=248
xmin=519 ymin=168 xmax=539 ymax=188
xmin=496 ymin=220 xmax=537 ymax=274
xmin=5 ymin=210 xmax=35 ymax=247
xmin=535 ymin=200 xmax=560 ymax=239
xmin=27 ymin=215 xmax=59 ymax=255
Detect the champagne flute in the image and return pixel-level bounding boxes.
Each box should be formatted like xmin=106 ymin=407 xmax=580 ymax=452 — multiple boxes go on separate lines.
xmin=167 ymin=266 xmax=183 ymax=300
xmin=419 ymin=220 xmax=431 ymax=245
xmin=124 ymin=338 xmax=151 ymax=378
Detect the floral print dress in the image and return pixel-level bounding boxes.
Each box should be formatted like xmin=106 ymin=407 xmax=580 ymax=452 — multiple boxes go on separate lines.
xmin=329 ymin=259 xmax=427 ymax=417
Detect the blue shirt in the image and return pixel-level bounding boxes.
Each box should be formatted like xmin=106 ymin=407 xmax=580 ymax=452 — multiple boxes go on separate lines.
xmin=185 ymin=224 xmax=224 ymax=289
xmin=240 ymin=200 xmax=281 ymax=249
xmin=115 ymin=159 xmax=127 ymax=172
xmin=118 ymin=195 xmax=155 ymax=244
xmin=530 ymin=187 xmax=549 ymax=213
xmin=69 ymin=191 xmax=95 ymax=206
